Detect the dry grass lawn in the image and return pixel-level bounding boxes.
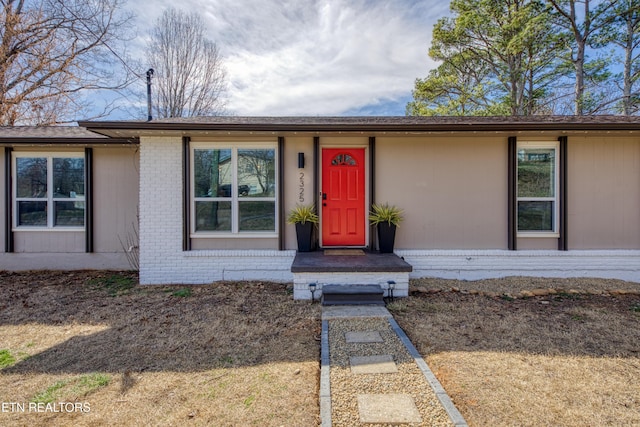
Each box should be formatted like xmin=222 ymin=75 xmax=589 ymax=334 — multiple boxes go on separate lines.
xmin=392 ymin=277 xmax=640 ymax=427
xmin=0 ymin=271 xmax=321 ymax=427
xmin=2 ymin=271 xmax=639 ymax=427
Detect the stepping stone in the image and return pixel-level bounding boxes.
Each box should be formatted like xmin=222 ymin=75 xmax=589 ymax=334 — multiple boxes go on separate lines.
xmin=350 ymin=355 xmax=398 ymax=374
xmin=322 ymin=305 xmax=392 ymax=320
xmin=345 ymin=331 xmax=383 ymax=343
xmin=358 ymin=394 xmax=422 ymax=424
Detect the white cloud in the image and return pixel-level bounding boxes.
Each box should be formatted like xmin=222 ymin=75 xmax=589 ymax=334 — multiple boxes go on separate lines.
xmin=126 ymin=0 xmax=448 ymax=116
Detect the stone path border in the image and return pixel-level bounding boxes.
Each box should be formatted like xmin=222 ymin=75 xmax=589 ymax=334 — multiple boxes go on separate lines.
xmin=320 ymin=305 xmax=468 ymax=427
xmin=320 ymin=320 xmax=332 ymax=427
xmin=388 ymin=316 xmax=468 ymax=427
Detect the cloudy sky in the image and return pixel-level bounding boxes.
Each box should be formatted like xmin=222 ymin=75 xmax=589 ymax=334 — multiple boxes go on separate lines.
xmin=125 ymin=0 xmax=450 ymax=116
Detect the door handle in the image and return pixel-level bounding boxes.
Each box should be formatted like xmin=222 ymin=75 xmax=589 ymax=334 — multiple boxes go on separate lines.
xmin=322 ymin=193 xmax=327 ymax=200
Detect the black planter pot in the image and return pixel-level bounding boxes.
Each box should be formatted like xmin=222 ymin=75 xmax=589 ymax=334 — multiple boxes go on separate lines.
xmin=295 ymin=222 xmax=315 ymax=252
xmin=377 ymin=223 xmax=397 ymax=253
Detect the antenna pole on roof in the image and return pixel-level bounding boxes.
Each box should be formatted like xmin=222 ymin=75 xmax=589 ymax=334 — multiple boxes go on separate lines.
xmin=146 ymin=68 xmax=154 ymax=121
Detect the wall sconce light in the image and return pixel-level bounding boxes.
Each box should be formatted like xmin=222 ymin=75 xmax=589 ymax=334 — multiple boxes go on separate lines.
xmin=309 ymin=282 xmax=317 ymax=302
xmin=387 ymin=280 xmax=396 ymax=302
xmin=298 ymin=152 xmax=305 ymax=168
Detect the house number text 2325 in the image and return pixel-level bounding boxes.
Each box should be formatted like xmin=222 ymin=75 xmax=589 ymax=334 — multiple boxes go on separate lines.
xmin=298 ymin=172 xmax=305 ymax=203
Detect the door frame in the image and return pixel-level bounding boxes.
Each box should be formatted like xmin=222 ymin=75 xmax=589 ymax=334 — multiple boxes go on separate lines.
xmin=319 ymin=144 xmax=369 ymax=248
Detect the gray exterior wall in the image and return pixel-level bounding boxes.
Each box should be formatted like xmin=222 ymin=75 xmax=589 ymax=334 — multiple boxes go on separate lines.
xmin=93 ymin=146 xmax=140 ymax=253
xmin=568 ymin=135 xmax=640 ymax=249
xmin=377 ymin=135 xmax=508 ymax=249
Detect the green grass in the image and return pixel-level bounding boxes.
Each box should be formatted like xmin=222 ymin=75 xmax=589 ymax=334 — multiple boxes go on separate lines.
xmin=386 ymin=300 xmax=409 ymax=313
xmin=243 ymin=394 xmax=256 ymax=408
xmin=172 ymin=288 xmax=192 ymax=298
xmin=0 ymin=349 xmax=16 ymax=369
xmin=31 ymin=373 xmax=111 ymax=404
xmin=217 ymin=356 xmax=234 ymax=367
xmin=31 ymin=380 xmax=70 ymax=404
xmin=89 ymin=274 xmax=136 ymax=296
xmin=553 ymin=292 xmax=583 ymax=301
xmin=72 ymin=373 xmax=110 ymax=395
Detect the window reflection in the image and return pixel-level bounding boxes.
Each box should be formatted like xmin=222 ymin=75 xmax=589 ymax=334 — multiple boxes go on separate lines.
xmin=17 ymin=201 xmax=47 ymax=226
xmin=238 ymin=149 xmax=275 ymax=197
xmin=517 ymin=149 xmax=555 ymax=198
xmin=517 ymin=146 xmax=557 ymax=233
xmin=195 ymin=201 xmax=232 ymax=231
xmin=192 ymin=147 xmax=277 ymax=234
xmin=53 ymin=158 xmax=84 ymax=198
xmin=518 ymin=201 xmax=554 ymax=231
xmin=17 ymin=158 xmax=47 ymax=198
xmin=193 ymin=149 xmax=232 ymax=198
xmin=239 ymin=201 xmax=275 ymax=232
xmin=15 ymin=155 xmax=85 ymax=228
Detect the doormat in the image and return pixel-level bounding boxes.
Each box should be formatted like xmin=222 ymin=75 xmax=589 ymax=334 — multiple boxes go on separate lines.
xmin=324 ymin=249 xmax=365 ymax=256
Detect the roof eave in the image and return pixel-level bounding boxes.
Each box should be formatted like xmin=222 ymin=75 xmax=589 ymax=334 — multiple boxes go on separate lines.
xmin=0 ymin=136 xmax=139 ymax=145
xmin=78 ymin=120 xmax=640 ymax=134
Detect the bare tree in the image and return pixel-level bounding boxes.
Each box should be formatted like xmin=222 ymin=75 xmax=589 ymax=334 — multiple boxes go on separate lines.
xmin=547 ymin=0 xmax=619 ymax=115
xmin=147 ymin=8 xmax=227 ymax=118
xmin=596 ymin=0 xmax=640 ymax=114
xmin=0 ymin=0 xmax=135 ymax=125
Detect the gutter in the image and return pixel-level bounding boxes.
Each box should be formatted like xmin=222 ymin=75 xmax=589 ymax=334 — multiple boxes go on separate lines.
xmin=0 ymin=137 xmax=139 ymax=145
xmin=78 ymin=119 xmax=640 ymax=135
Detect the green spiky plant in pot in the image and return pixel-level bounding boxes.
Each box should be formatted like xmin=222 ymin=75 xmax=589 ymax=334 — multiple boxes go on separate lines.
xmin=287 ymin=204 xmax=319 ymax=252
xmin=369 ymin=203 xmax=403 ymax=253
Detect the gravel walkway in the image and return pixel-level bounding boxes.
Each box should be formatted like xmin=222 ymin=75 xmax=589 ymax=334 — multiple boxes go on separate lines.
xmin=328 ymin=317 xmax=454 ymax=427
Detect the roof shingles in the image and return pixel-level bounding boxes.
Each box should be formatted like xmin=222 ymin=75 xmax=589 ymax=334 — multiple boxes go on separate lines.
xmin=78 ymin=115 xmax=640 ymax=133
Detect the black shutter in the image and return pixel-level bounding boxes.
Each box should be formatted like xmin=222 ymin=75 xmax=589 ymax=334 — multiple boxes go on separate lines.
xmin=558 ymin=136 xmax=568 ymax=251
xmin=5 ymin=147 xmax=13 ymax=253
xmin=183 ymin=137 xmax=191 ymax=251
xmin=85 ymin=148 xmax=94 ymax=252
xmin=278 ymin=137 xmax=285 ymax=251
xmin=508 ymin=136 xmax=517 ymax=250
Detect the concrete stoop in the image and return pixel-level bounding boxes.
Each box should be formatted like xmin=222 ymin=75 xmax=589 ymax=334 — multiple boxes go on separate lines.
xmin=291 ymin=250 xmax=412 ymax=300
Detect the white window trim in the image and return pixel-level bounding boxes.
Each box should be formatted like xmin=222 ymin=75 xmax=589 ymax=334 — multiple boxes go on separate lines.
xmin=190 ymin=142 xmax=278 ymax=238
xmin=12 ymin=152 xmax=85 ymax=231
xmin=516 ymin=141 xmax=559 ymax=238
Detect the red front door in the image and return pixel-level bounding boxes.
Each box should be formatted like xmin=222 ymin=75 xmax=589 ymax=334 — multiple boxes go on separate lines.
xmin=321 ymin=148 xmax=366 ymax=246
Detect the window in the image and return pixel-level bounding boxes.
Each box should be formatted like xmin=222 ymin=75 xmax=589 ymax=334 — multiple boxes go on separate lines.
xmin=192 ymin=145 xmax=276 ymax=235
xmin=14 ymin=153 xmax=85 ymax=228
xmin=517 ymin=143 xmax=558 ymax=234
xmin=331 ymin=153 xmax=357 ymax=166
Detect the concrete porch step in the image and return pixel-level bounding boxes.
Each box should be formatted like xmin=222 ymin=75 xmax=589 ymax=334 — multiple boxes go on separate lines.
xmin=321 ymin=284 xmax=384 ymax=306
